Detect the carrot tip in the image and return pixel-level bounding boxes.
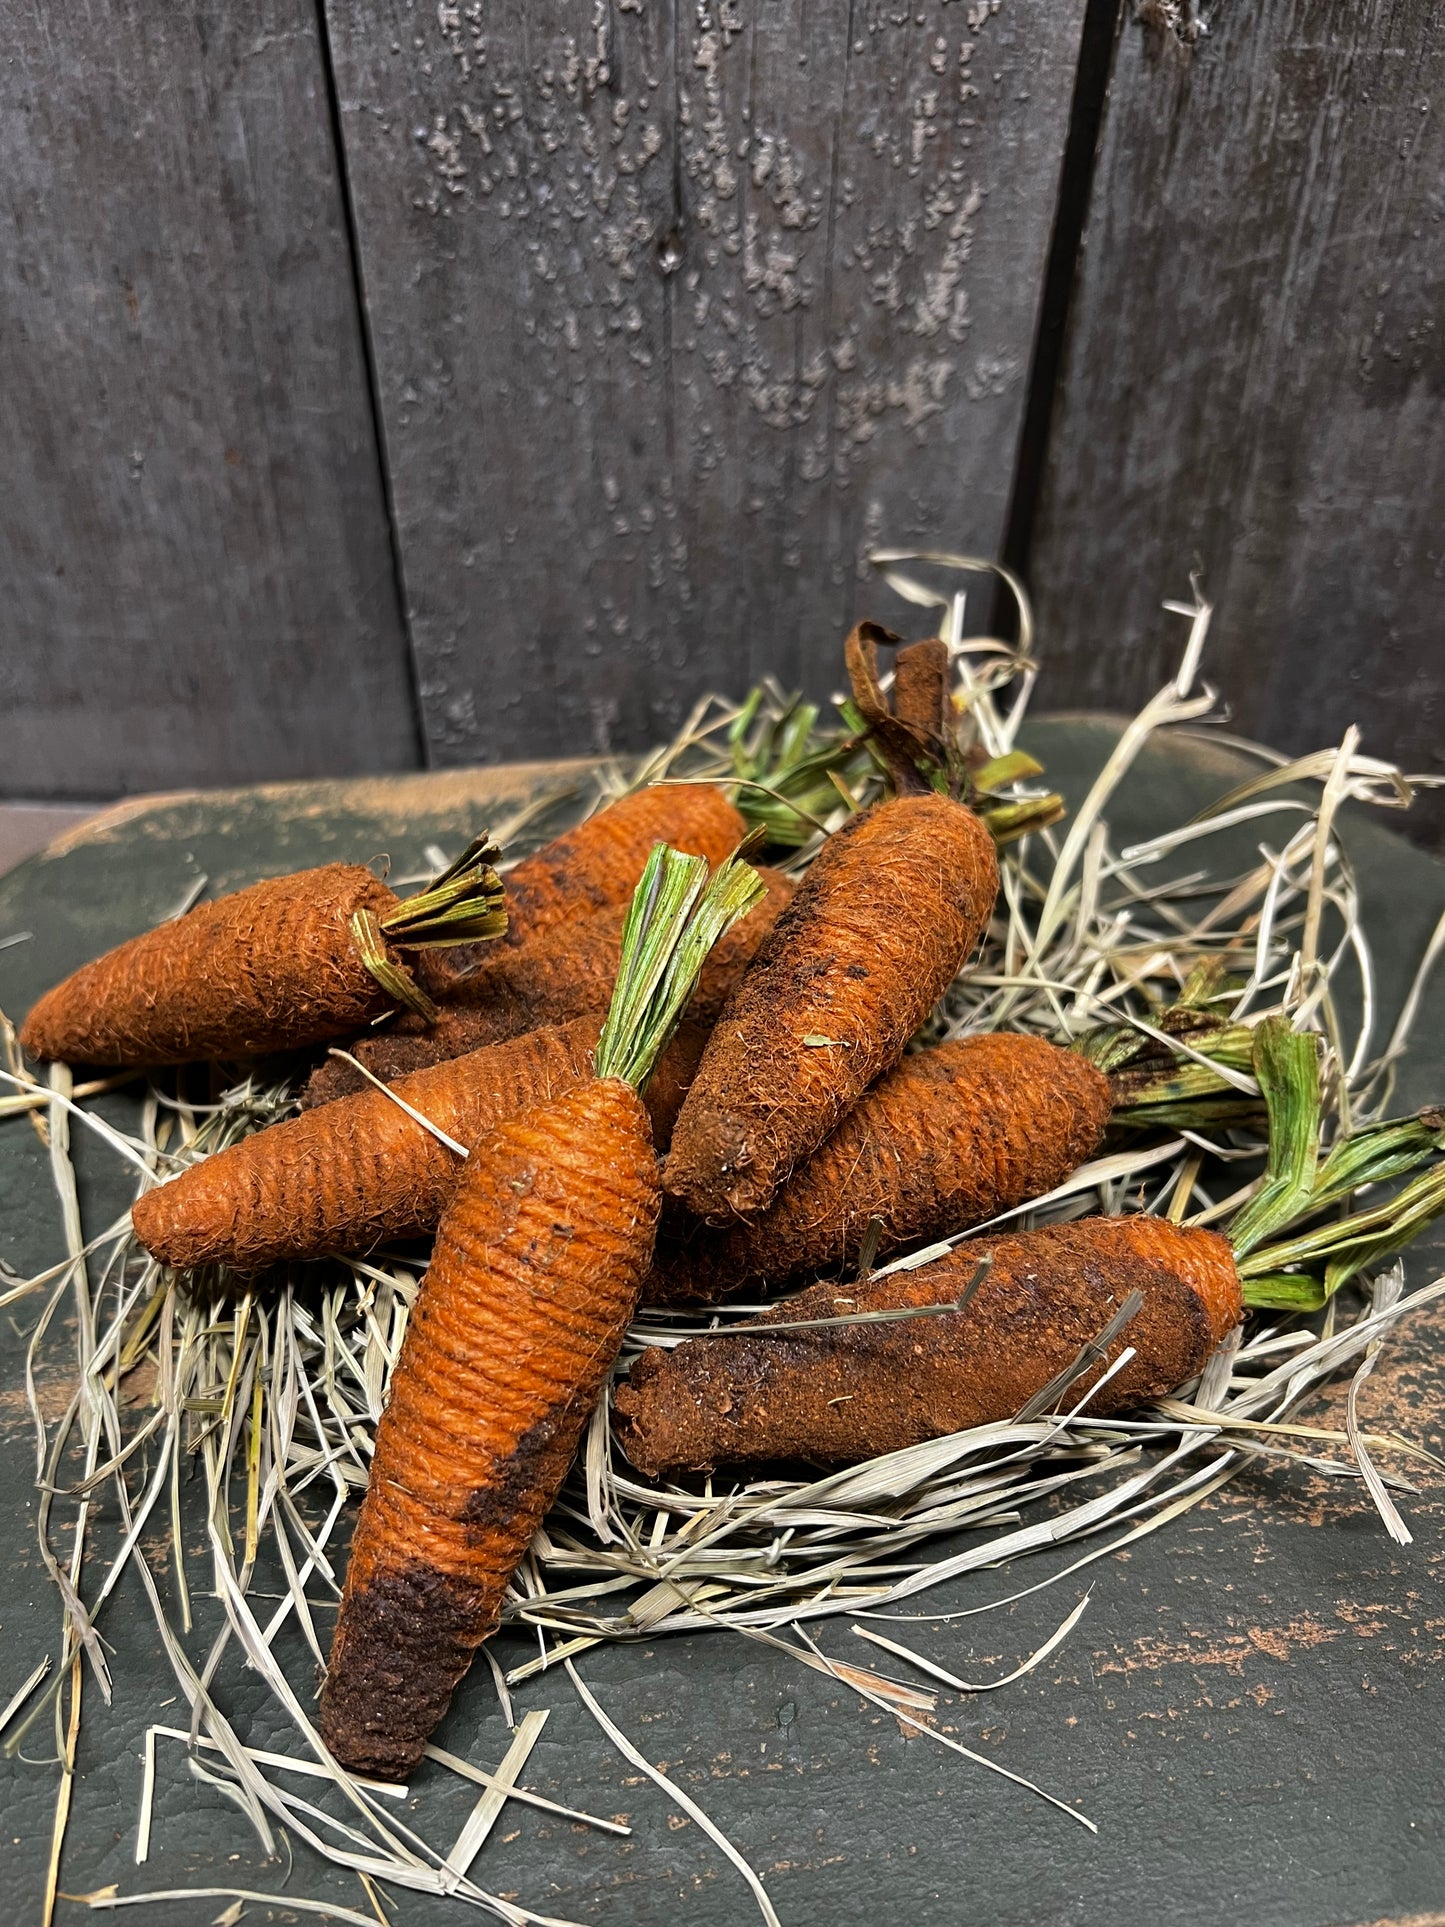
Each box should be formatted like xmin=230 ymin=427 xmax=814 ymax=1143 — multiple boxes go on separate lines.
xmin=320 ymin=1560 xmax=489 ymax=1781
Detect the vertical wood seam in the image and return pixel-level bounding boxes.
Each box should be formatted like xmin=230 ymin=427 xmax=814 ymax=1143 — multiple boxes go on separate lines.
xmin=312 ymin=0 xmax=430 ymax=769
xmin=1000 ymin=0 xmax=1124 ymax=604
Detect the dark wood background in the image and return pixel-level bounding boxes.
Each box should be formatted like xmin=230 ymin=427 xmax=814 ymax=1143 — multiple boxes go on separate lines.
xmin=4 ymin=1 xmax=1441 ymax=846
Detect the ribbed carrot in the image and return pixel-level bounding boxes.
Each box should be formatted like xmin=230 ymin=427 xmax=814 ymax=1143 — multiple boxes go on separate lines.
xmin=425 ymin=782 xmax=745 ymax=992
xmin=131 ymin=1014 xmax=712 ymax=1274
xmin=303 ymin=865 xmax=793 ymax=1107
xmin=20 ymin=842 xmax=505 ymax=1068
xmin=665 ymin=630 xmax=1000 ymax=1223
xmin=648 ymin=1032 xmax=1112 ymax=1305
xmin=318 ymin=843 xmax=764 ymax=1779
xmin=615 ymin=1216 xmax=1240 ymax=1477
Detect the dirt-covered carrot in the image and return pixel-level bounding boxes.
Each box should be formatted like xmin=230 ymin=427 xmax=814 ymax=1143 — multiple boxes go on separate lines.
xmin=619 ymin=1010 xmax=1445 ymax=1477
xmin=302 ymin=865 xmax=793 ymax=1107
xmin=20 ymin=841 xmax=506 ymax=1068
xmin=615 ymin=1216 xmax=1238 ymax=1478
xmin=648 ymin=1033 xmax=1111 ymax=1306
xmin=318 ymin=843 xmax=764 ymax=1779
xmin=665 ymin=629 xmax=1000 ymax=1222
xmin=131 ymin=1014 xmax=712 ymax=1275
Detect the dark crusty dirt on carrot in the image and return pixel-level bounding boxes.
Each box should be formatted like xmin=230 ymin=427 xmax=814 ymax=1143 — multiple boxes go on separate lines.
xmin=317 ymin=843 xmax=765 ymax=1780
xmin=613 ymin=1217 xmax=1239 ymax=1477
xmin=132 ymin=1016 xmax=712 ymax=1275
xmin=647 ymin=1032 xmax=1112 ymax=1306
xmin=304 ymin=865 xmax=793 ymax=1107
xmin=663 ymin=789 xmax=1000 ymax=1223
xmin=423 ymin=782 xmax=746 ymax=990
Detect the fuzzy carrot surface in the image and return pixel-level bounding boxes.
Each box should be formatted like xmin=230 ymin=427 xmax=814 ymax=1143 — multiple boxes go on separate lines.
xmin=318 ymin=842 xmax=764 ymax=1779
xmin=424 ymin=782 xmax=745 ymax=991
xmin=615 ymin=1216 xmax=1237 ymax=1478
xmin=648 ymin=1032 xmax=1112 ymax=1306
xmin=619 ymin=1007 xmax=1445 ymax=1478
xmin=666 ymin=632 xmax=1000 ymax=1222
xmin=303 ymin=865 xmax=793 ymax=1107
xmin=131 ymin=1014 xmax=714 ymax=1275
xmin=20 ymin=843 xmax=505 ymax=1068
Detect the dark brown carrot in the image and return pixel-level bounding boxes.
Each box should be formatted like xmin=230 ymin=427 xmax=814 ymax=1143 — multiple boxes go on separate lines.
xmin=303 ymin=865 xmax=793 ymax=1107
xmin=664 ymin=628 xmax=1000 ymax=1223
xmin=131 ymin=1017 xmax=713 ymax=1275
xmin=318 ymin=843 xmax=764 ymax=1779
xmin=20 ymin=845 xmax=505 ymax=1068
xmin=665 ymin=791 xmax=999 ymax=1222
xmin=424 ymin=782 xmax=746 ymax=990
xmin=648 ymin=1033 xmax=1112 ymax=1306
xmin=614 ymin=1216 xmax=1241 ymax=1477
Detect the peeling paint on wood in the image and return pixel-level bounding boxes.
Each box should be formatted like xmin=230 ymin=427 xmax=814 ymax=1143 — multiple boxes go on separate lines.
xmin=322 ymin=0 xmax=1090 ymax=763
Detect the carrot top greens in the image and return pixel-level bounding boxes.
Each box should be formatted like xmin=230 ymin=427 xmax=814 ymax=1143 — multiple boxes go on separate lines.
xmin=594 ymin=841 xmax=765 ymax=1090
xmin=351 ymin=833 xmax=507 ymax=1022
xmin=1229 ymin=1015 xmax=1445 ymax=1309
xmin=375 ymin=831 xmax=509 ymax=948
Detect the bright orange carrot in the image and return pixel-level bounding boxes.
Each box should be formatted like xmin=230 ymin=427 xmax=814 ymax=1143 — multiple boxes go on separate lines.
xmin=615 ymin=1216 xmax=1241 ymax=1477
xmin=318 ymin=844 xmax=764 ymax=1778
xmin=664 ymin=629 xmax=1001 ymax=1223
xmin=130 ymin=1016 xmax=712 ymax=1274
xmin=648 ymin=1032 xmax=1112 ymax=1305
xmin=20 ymin=844 xmax=504 ymax=1068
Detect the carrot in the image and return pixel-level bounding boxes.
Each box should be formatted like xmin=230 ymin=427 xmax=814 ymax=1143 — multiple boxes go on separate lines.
xmin=665 ymin=631 xmax=1000 ymax=1222
xmin=131 ymin=1015 xmax=712 ymax=1275
xmin=302 ymin=865 xmax=793 ymax=1107
xmin=614 ymin=1216 xmax=1240 ymax=1477
xmin=424 ymin=782 xmax=745 ymax=991
xmin=20 ymin=841 xmax=505 ymax=1068
xmin=648 ymin=1033 xmax=1112 ymax=1306
xmin=318 ymin=843 xmax=765 ymax=1779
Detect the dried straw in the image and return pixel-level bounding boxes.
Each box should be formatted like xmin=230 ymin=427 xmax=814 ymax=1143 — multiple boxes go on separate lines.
xmin=5 ymin=557 xmax=1444 ymax=1919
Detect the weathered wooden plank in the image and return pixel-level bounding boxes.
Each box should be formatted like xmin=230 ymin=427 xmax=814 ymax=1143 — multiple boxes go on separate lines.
xmin=1026 ymin=0 xmax=1445 ymax=851
xmin=1 ymin=1 xmax=420 ymax=798
xmin=323 ymin=0 xmax=1090 ymax=763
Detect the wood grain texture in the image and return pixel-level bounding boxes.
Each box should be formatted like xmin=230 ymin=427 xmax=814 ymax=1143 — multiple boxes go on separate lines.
xmin=1 ymin=0 xmax=420 ymax=798
xmin=1026 ymin=0 xmax=1445 ymax=852
xmin=322 ymin=0 xmax=1089 ymax=764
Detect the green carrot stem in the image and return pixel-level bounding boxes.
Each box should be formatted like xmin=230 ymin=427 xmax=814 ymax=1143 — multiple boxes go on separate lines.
xmin=1239 ymin=1160 xmax=1445 ymax=1283
xmin=1227 ymin=1018 xmax=1321 ymax=1256
xmin=347 ymin=835 xmax=507 ymax=1023
xmin=1104 ymin=1035 xmax=1260 ymax=1115
xmin=377 ymin=833 xmax=508 ymax=948
xmin=971 ymin=750 xmax=1045 ymax=793
xmin=1237 ymin=1112 xmax=1445 ymax=1310
xmin=977 ymin=795 xmax=1067 ymax=847
xmin=1238 ymin=1272 xmax=1330 ymax=1313
xmin=1307 ymin=1108 xmax=1445 ymax=1211
xmin=348 ymin=911 xmax=440 ymax=1023
xmin=728 ymin=686 xmax=867 ymax=847
xmin=594 ymin=841 xmax=765 ymax=1090
xmin=1111 ymin=1096 xmax=1263 ymax=1133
